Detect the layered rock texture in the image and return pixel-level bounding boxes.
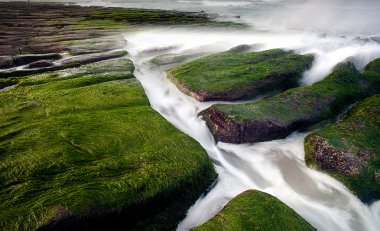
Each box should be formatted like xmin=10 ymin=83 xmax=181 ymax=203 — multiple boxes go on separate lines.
xmin=201 ymin=61 xmax=380 ymax=143
xmin=194 ymin=190 xmax=316 ymax=231
xmin=0 ymin=2 xmax=237 ymax=57
xmin=305 ymin=92 xmax=380 ymax=203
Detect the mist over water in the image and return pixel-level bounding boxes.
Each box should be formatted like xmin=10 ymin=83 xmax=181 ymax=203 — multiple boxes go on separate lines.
xmin=7 ymin=0 xmax=380 ymax=36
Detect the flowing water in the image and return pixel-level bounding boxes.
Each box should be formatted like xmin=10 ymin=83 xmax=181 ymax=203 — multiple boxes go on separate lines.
xmin=124 ymin=28 xmax=380 ymax=231
xmin=7 ymin=0 xmax=380 ymax=229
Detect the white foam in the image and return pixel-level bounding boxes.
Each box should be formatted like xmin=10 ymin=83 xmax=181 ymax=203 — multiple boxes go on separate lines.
xmin=124 ymin=27 xmax=380 ymax=231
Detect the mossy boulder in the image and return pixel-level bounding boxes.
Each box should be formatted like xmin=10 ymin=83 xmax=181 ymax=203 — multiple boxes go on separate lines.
xmin=201 ymin=60 xmax=380 ymax=144
xmin=0 ymin=58 xmax=216 ymax=230
xmin=305 ymin=94 xmax=380 ymax=203
xmin=194 ymin=190 xmax=316 ymax=231
xmin=167 ymin=49 xmax=314 ymax=102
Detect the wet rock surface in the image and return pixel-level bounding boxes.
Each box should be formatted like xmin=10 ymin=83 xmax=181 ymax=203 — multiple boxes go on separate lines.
xmin=201 ymin=61 xmax=380 ymax=144
xmin=0 ymin=3 xmax=229 ymax=230
xmin=26 ymin=60 xmax=55 ymax=69
xmin=0 ymin=2 xmax=239 ymax=56
xmin=13 ymin=53 xmax=62 ymax=66
xmin=0 ymin=56 xmax=216 ymax=230
xmin=0 ymin=56 xmax=14 ymax=69
xmin=305 ymin=92 xmax=380 ymax=203
xmin=167 ymin=49 xmax=314 ymax=102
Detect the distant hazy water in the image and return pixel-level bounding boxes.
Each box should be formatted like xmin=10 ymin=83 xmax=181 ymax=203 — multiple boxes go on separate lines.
xmin=3 ymin=0 xmax=380 ymax=36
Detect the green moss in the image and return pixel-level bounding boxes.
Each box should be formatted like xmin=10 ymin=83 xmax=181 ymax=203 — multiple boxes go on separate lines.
xmin=87 ymin=8 xmax=246 ymax=28
xmin=167 ymin=49 xmax=313 ymax=99
xmin=0 ymin=58 xmax=216 ymax=230
xmin=305 ymin=94 xmax=380 ymax=203
xmin=0 ymin=78 xmax=18 ymax=90
xmin=194 ymin=190 xmax=315 ymax=231
xmin=215 ymin=61 xmax=380 ymax=127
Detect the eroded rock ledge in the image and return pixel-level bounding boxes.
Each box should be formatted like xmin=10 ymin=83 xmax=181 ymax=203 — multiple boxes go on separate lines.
xmin=305 ymin=91 xmax=380 ymax=203
xmin=201 ymin=61 xmax=380 ymax=144
xmin=167 ymin=49 xmax=314 ymax=102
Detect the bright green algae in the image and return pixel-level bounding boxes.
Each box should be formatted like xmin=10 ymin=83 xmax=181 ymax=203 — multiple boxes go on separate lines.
xmin=167 ymin=49 xmax=314 ymax=101
xmin=305 ymin=94 xmax=380 ymax=203
xmin=194 ymin=190 xmax=316 ymax=231
xmin=0 ymin=58 xmax=216 ymax=230
xmin=205 ymin=60 xmax=380 ymax=143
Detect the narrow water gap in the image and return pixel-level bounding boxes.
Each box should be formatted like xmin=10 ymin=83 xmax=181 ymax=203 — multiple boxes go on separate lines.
xmin=124 ymin=28 xmax=380 ymax=231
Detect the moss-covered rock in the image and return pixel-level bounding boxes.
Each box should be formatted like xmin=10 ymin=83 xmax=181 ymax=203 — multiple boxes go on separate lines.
xmin=305 ymin=94 xmax=380 ymax=203
xmin=167 ymin=49 xmax=314 ymax=102
xmin=0 ymin=58 xmax=216 ymax=230
xmin=201 ymin=60 xmax=380 ymax=144
xmin=194 ymin=190 xmax=316 ymax=231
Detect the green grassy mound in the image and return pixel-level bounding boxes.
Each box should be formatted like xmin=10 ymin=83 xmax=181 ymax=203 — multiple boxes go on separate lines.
xmin=0 ymin=58 xmax=216 ymax=230
xmin=167 ymin=49 xmax=314 ymax=101
xmin=201 ymin=60 xmax=380 ymax=143
xmin=194 ymin=190 xmax=316 ymax=231
xmin=305 ymin=94 xmax=380 ymax=203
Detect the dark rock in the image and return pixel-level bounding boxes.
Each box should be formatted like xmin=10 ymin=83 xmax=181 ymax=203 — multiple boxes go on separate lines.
xmin=0 ymin=56 xmax=14 ymax=69
xmin=201 ymin=61 xmax=380 ymax=144
xmin=13 ymin=53 xmax=62 ymax=66
xmin=305 ymin=94 xmax=380 ymax=203
xmin=26 ymin=60 xmax=54 ymax=69
xmin=306 ymin=136 xmax=363 ymax=176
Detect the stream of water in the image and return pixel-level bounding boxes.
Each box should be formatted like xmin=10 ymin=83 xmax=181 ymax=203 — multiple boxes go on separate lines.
xmin=124 ymin=28 xmax=380 ymax=231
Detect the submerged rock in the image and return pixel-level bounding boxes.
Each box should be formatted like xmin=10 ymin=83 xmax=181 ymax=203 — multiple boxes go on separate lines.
xmin=194 ymin=190 xmax=316 ymax=231
xmin=305 ymin=93 xmax=380 ymax=203
xmin=0 ymin=56 xmax=14 ymax=69
xmin=0 ymin=57 xmax=216 ymax=230
xmin=13 ymin=53 xmax=62 ymax=66
xmin=0 ymin=51 xmax=130 ymax=78
xmin=167 ymin=49 xmax=314 ymax=102
xmin=26 ymin=60 xmax=54 ymax=69
xmin=201 ymin=60 xmax=380 ymax=144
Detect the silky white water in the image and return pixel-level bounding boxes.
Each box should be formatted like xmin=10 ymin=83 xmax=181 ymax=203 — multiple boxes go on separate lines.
xmin=2 ymin=0 xmax=379 ymax=229
xmin=124 ymin=28 xmax=380 ymax=231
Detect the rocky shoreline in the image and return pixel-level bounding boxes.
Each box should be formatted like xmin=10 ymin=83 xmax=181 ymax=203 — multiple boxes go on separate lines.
xmin=166 ymin=46 xmax=380 ymax=206
xmin=167 ymin=49 xmax=314 ymax=102
xmin=201 ymin=61 xmax=380 ymax=144
xmin=0 ymin=2 xmax=226 ymax=230
xmin=305 ymin=92 xmax=380 ymax=203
